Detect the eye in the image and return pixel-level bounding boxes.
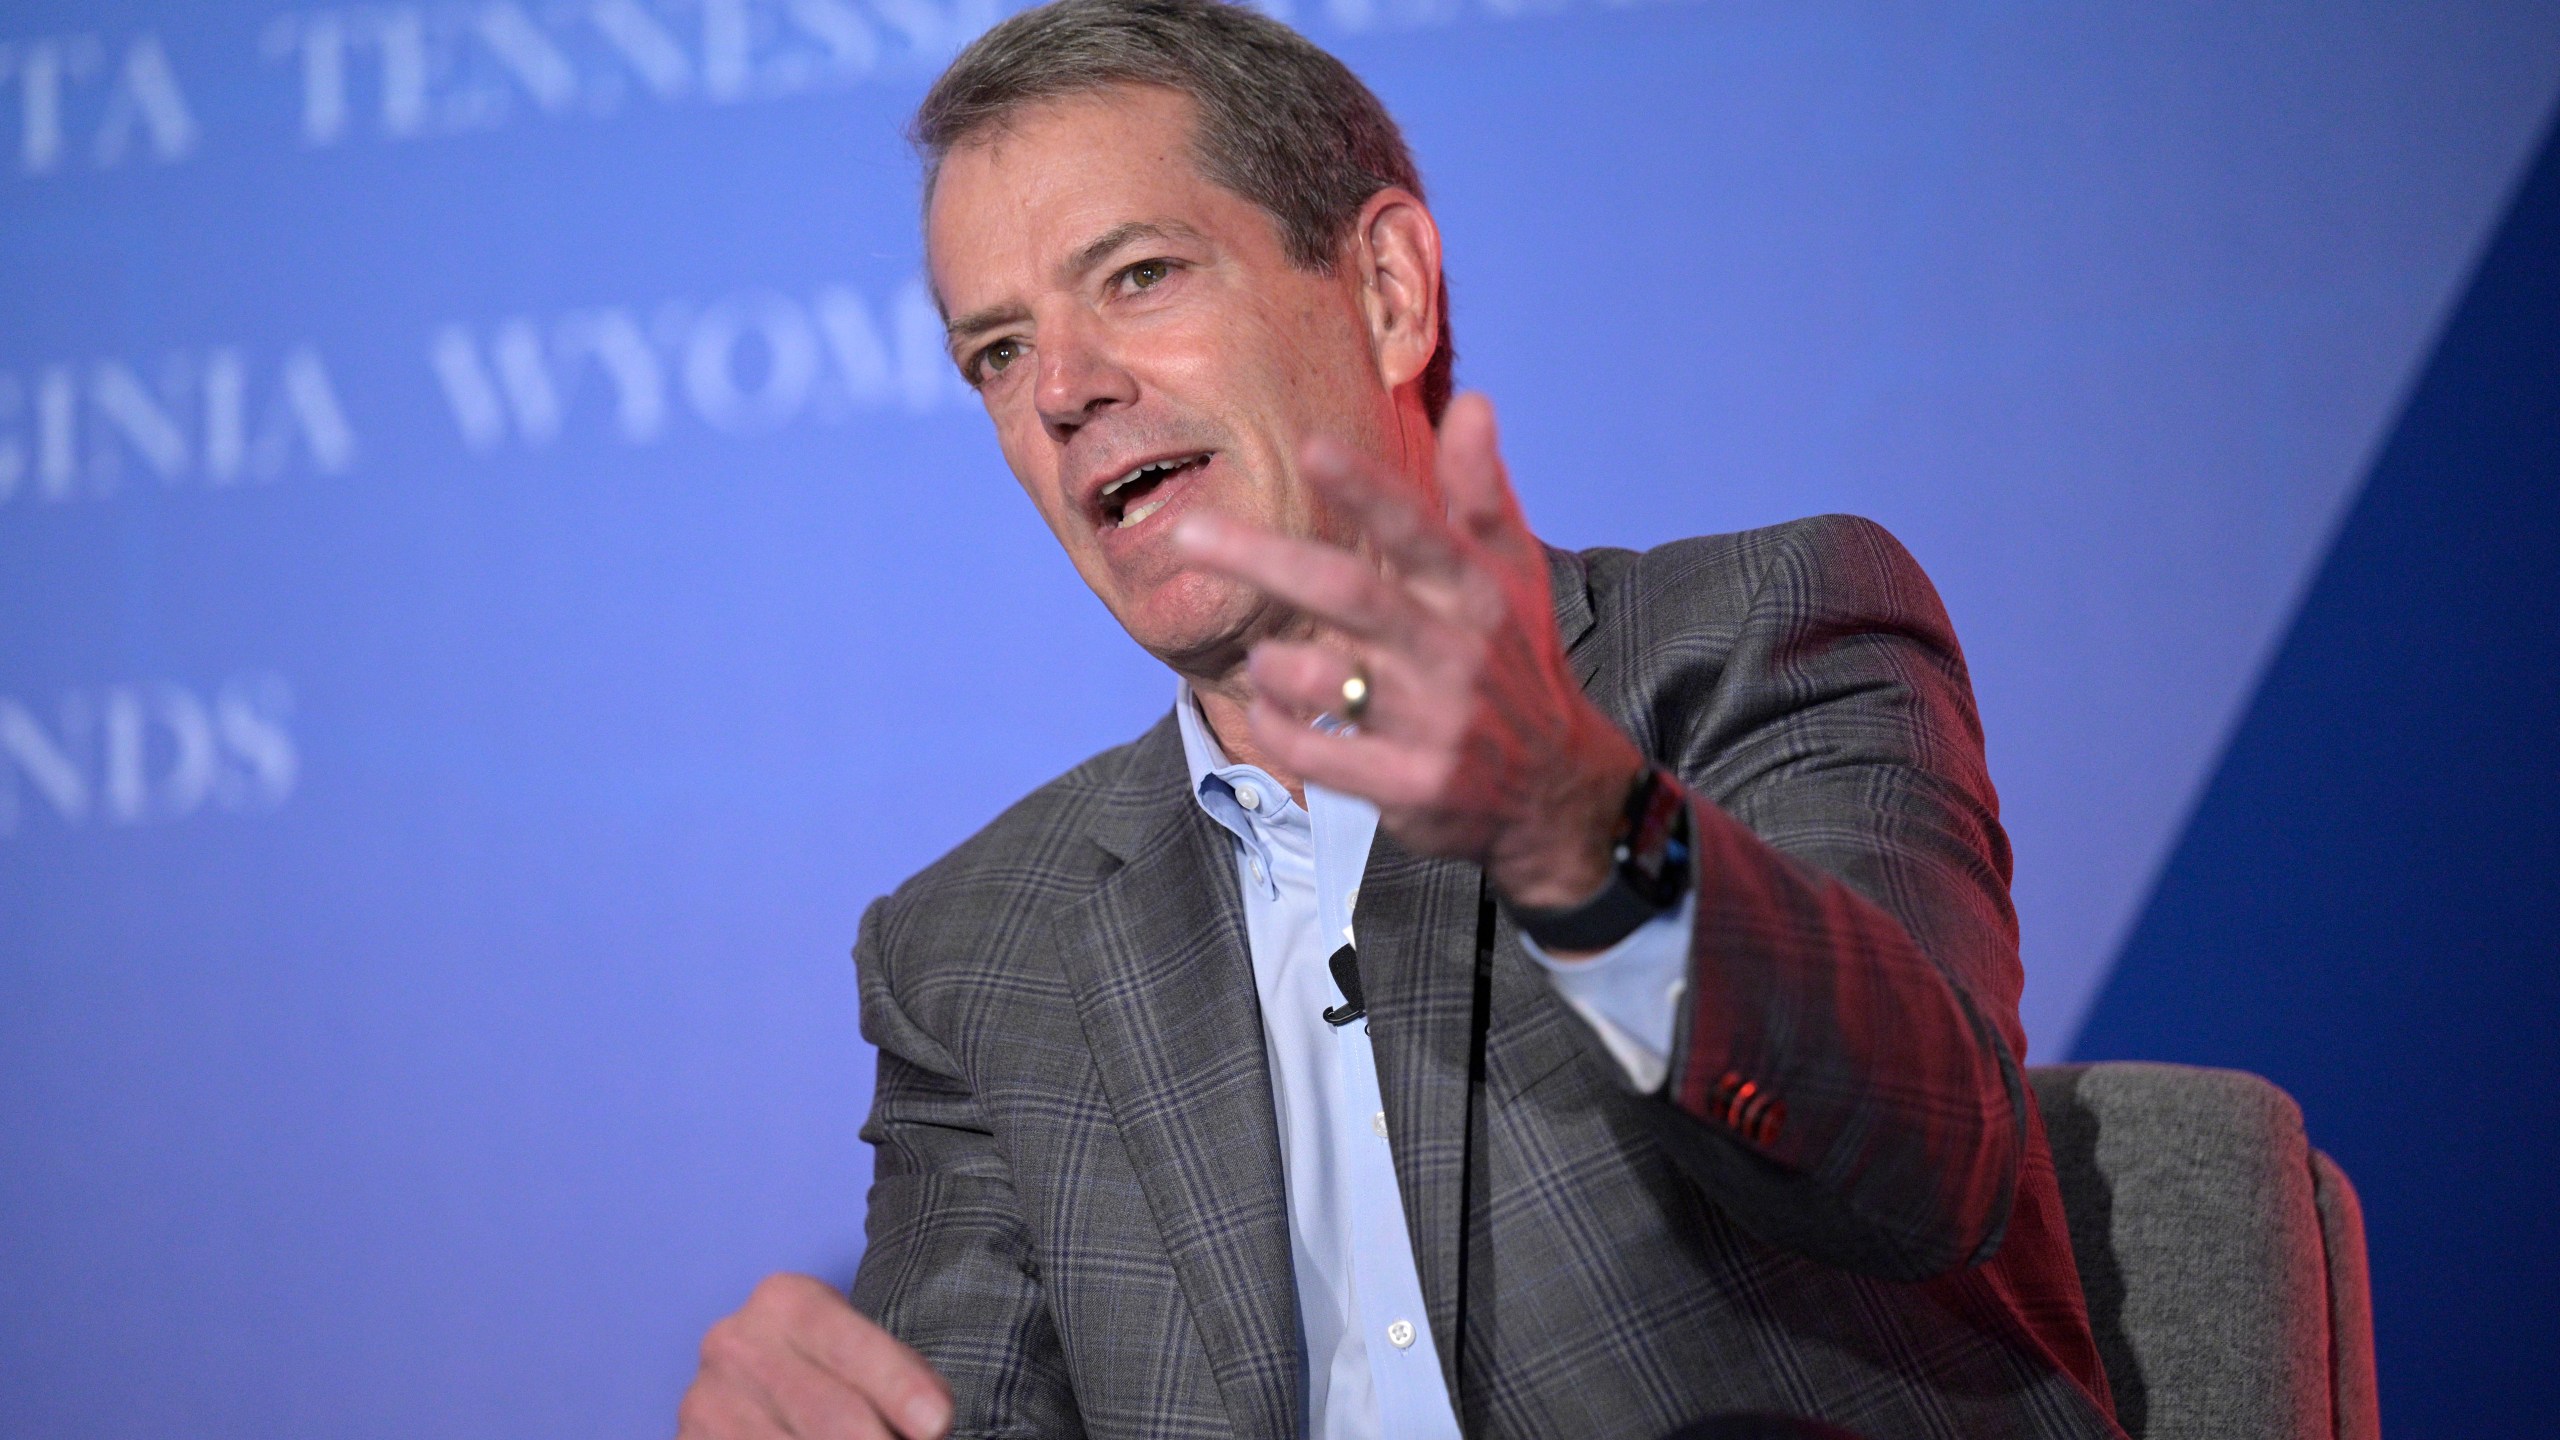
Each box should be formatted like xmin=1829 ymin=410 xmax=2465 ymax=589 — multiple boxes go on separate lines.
xmin=974 ymin=337 xmax=1024 ymax=382
xmin=1123 ymin=258 xmax=1173 ymax=291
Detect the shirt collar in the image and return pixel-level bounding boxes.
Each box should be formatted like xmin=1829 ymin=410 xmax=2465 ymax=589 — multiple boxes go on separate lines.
xmin=1173 ymin=681 xmax=1382 ymax=934
xmin=1172 ymin=678 xmax=1236 ymax=798
xmin=1174 ymin=681 xmax=1301 ymax=890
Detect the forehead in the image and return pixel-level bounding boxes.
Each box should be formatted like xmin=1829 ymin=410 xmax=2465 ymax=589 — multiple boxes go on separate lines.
xmin=924 ymin=85 xmax=1265 ymax=303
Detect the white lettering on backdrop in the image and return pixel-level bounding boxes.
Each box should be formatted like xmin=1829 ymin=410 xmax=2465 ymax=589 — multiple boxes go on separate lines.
xmin=260 ymin=0 xmax=1004 ymax=145
xmin=0 ymin=675 xmax=298 ymax=837
xmin=0 ymin=346 xmax=357 ymax=507
xmin=430 ymin=279 xmax=961 ymax=451
xmin=6 ymin=0 xmax=1696 ymax=168
xmin=0 ymin=31 xmax=198 ymax=175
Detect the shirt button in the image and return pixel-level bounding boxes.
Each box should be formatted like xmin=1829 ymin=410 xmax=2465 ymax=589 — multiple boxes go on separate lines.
xmin=1234 ymin=783 xmax=1261 ymax=811
xmin=1249 ymin=858 xmax=1267 ymax=885
xmin=1386 ymin=1319 xmax=1416 ymax=1350
xmin=1370 ymin=1110 xmax=1389 ymax=1138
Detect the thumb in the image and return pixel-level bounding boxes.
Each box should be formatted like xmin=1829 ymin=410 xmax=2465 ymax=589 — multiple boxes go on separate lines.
xmin=1443 ymin=389 xmax=1515 ymax=540
xmin=1437 ymin=391 xmax=1537 ymax=561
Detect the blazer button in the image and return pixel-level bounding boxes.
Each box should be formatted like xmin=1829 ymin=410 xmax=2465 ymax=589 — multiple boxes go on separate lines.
xmin=1710 ymin=1069 xmax=1786 ymax=1147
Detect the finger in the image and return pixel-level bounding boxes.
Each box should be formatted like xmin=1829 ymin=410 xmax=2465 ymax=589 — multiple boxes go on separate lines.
xmin=791 ymin=1314 xmax=950 ymax=1440
xmin=1172 ymin=512 xmax=1422 ymax=643
xmin=1299 ymin=433 xmax=1471 ymax=584
xmin=1243 ymin=696 xmax=1445 ymax=809
xmin=701 ymin=1301 xmax=890 ymax=1434
xmin=758 ymin=1345 xmax=898 ymax=1440
xmin=677 ymin=1376 xmax=792 ymax=1440
xmin=689 ymin=1328 xmax=820 ymax=1440
xmin=1239 ymin=640 xmax=1382 ymax=727
xmin=1244 ymin=639 xmax=1457 ymax=745
xmin=1434 ymin=393 xmax=1535 ymax=559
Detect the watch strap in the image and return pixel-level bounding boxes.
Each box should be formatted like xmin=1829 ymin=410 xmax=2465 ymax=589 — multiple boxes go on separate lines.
xmin=1507 ymin=764 xmax=1694 ymax=952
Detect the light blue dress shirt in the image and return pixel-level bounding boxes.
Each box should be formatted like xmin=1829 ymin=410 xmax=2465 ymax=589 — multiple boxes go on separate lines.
xmin=1174 ymin=686 xmax=1695 ymax=1439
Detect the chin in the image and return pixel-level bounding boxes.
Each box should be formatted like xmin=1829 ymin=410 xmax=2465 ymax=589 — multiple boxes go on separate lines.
xmin=1112 ymin=572 xmax=1272 ymax=675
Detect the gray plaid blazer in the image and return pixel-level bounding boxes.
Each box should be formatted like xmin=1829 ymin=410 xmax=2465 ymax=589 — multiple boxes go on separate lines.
xmin=850 ymin=515 xmax=2124 ymax=1440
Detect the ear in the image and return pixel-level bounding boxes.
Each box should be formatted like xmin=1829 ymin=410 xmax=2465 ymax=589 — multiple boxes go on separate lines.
xmin=1349 ymin=187 xmax=1444 ymax=400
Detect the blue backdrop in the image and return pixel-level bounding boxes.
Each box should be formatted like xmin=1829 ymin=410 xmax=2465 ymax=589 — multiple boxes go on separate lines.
xmin=5 ymin=2 xmax=2556 ymax=1434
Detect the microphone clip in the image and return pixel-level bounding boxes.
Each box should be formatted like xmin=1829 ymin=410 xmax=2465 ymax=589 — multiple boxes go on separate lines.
xmin=1322 ymin=943 xmax=1366 ymax=1027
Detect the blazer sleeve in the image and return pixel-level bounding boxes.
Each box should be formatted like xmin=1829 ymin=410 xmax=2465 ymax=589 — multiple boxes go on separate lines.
xmin=849 ymin=896 xmax=1087 ymax=1438
xmin=1611 ymin=514 xmax=2031 ymax=1284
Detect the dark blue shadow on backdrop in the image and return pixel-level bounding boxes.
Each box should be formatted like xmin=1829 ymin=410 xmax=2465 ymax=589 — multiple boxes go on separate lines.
xmin=2072 ymin=114 xmax=2560 ymax=1434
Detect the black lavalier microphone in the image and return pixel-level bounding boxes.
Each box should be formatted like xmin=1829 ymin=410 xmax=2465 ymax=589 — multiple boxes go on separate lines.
xmin=1322 ymin=944 xmax=1366 ymax=1026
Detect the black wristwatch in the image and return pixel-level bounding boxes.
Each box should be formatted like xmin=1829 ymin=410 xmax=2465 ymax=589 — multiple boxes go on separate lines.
xmin=1507 ymin=763 xmax=1694 ymax=952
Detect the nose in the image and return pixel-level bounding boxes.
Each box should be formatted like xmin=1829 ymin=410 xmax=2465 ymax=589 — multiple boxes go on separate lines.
xmin=1033 ymin=310 xmax=1137 ymax=443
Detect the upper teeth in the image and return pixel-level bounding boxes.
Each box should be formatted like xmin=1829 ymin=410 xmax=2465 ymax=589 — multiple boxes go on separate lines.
xmin=1102 ymin=456 xmax=1196 ymax=499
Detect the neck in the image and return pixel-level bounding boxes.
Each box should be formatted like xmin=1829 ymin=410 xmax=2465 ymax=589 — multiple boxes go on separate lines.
xmin=1189 ymin=668 xmax=1307 ymax=806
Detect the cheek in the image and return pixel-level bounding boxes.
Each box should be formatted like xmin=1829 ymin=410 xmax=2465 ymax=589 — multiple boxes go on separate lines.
xmin=1227 ymin=307 xmax=1371 ymax=437
xmin=994 ymin=415 xmax=1076 ymax=535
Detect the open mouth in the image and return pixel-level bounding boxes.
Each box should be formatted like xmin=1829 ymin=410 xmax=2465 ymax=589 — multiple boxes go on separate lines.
xmin=1098 ymin=453 xmax=1212 ymax=530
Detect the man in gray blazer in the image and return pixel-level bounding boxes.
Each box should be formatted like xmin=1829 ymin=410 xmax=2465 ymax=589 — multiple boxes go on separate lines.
xmin=678 ymin=2 xmax=2123 ymax=1437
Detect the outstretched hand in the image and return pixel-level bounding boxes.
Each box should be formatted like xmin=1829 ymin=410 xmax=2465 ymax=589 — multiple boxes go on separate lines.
xmin=1172 ymin=392 xmax=1642 ymax=916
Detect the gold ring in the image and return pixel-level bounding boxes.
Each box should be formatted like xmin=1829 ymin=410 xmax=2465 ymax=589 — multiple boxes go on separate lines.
xmin=1339 ymin=666 xmax=1372 ymax=724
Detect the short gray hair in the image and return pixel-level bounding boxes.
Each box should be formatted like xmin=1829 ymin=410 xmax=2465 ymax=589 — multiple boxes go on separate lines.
xmin=912 ymin=0 xmax=1455 ymax=422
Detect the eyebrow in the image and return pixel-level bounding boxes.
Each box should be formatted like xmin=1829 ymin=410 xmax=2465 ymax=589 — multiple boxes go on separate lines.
xmin=943 ymin=298 xmax=1028 ymax=355
xmin=942 ymin=219 xmax=1211 ymax=352
xmin=1067 ymin=219 xmax=1203 ymax=278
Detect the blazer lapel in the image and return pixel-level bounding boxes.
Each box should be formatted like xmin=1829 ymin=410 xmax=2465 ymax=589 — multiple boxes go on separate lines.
xmin=1546 ymin=542 xmax=1602 ymax=686
xmin=1354 ymin=833 xmax=1486 ymax=1395
xmin=1364 ymin=545 xmax=1608 ymax=1389
xmin=1055 ymin=717 xmax=1303 ymax=1440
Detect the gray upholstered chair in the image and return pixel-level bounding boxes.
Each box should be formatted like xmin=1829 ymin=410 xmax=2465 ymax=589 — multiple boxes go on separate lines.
xmin=2026 ymin=1063 xmax=2379 ymax=1440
